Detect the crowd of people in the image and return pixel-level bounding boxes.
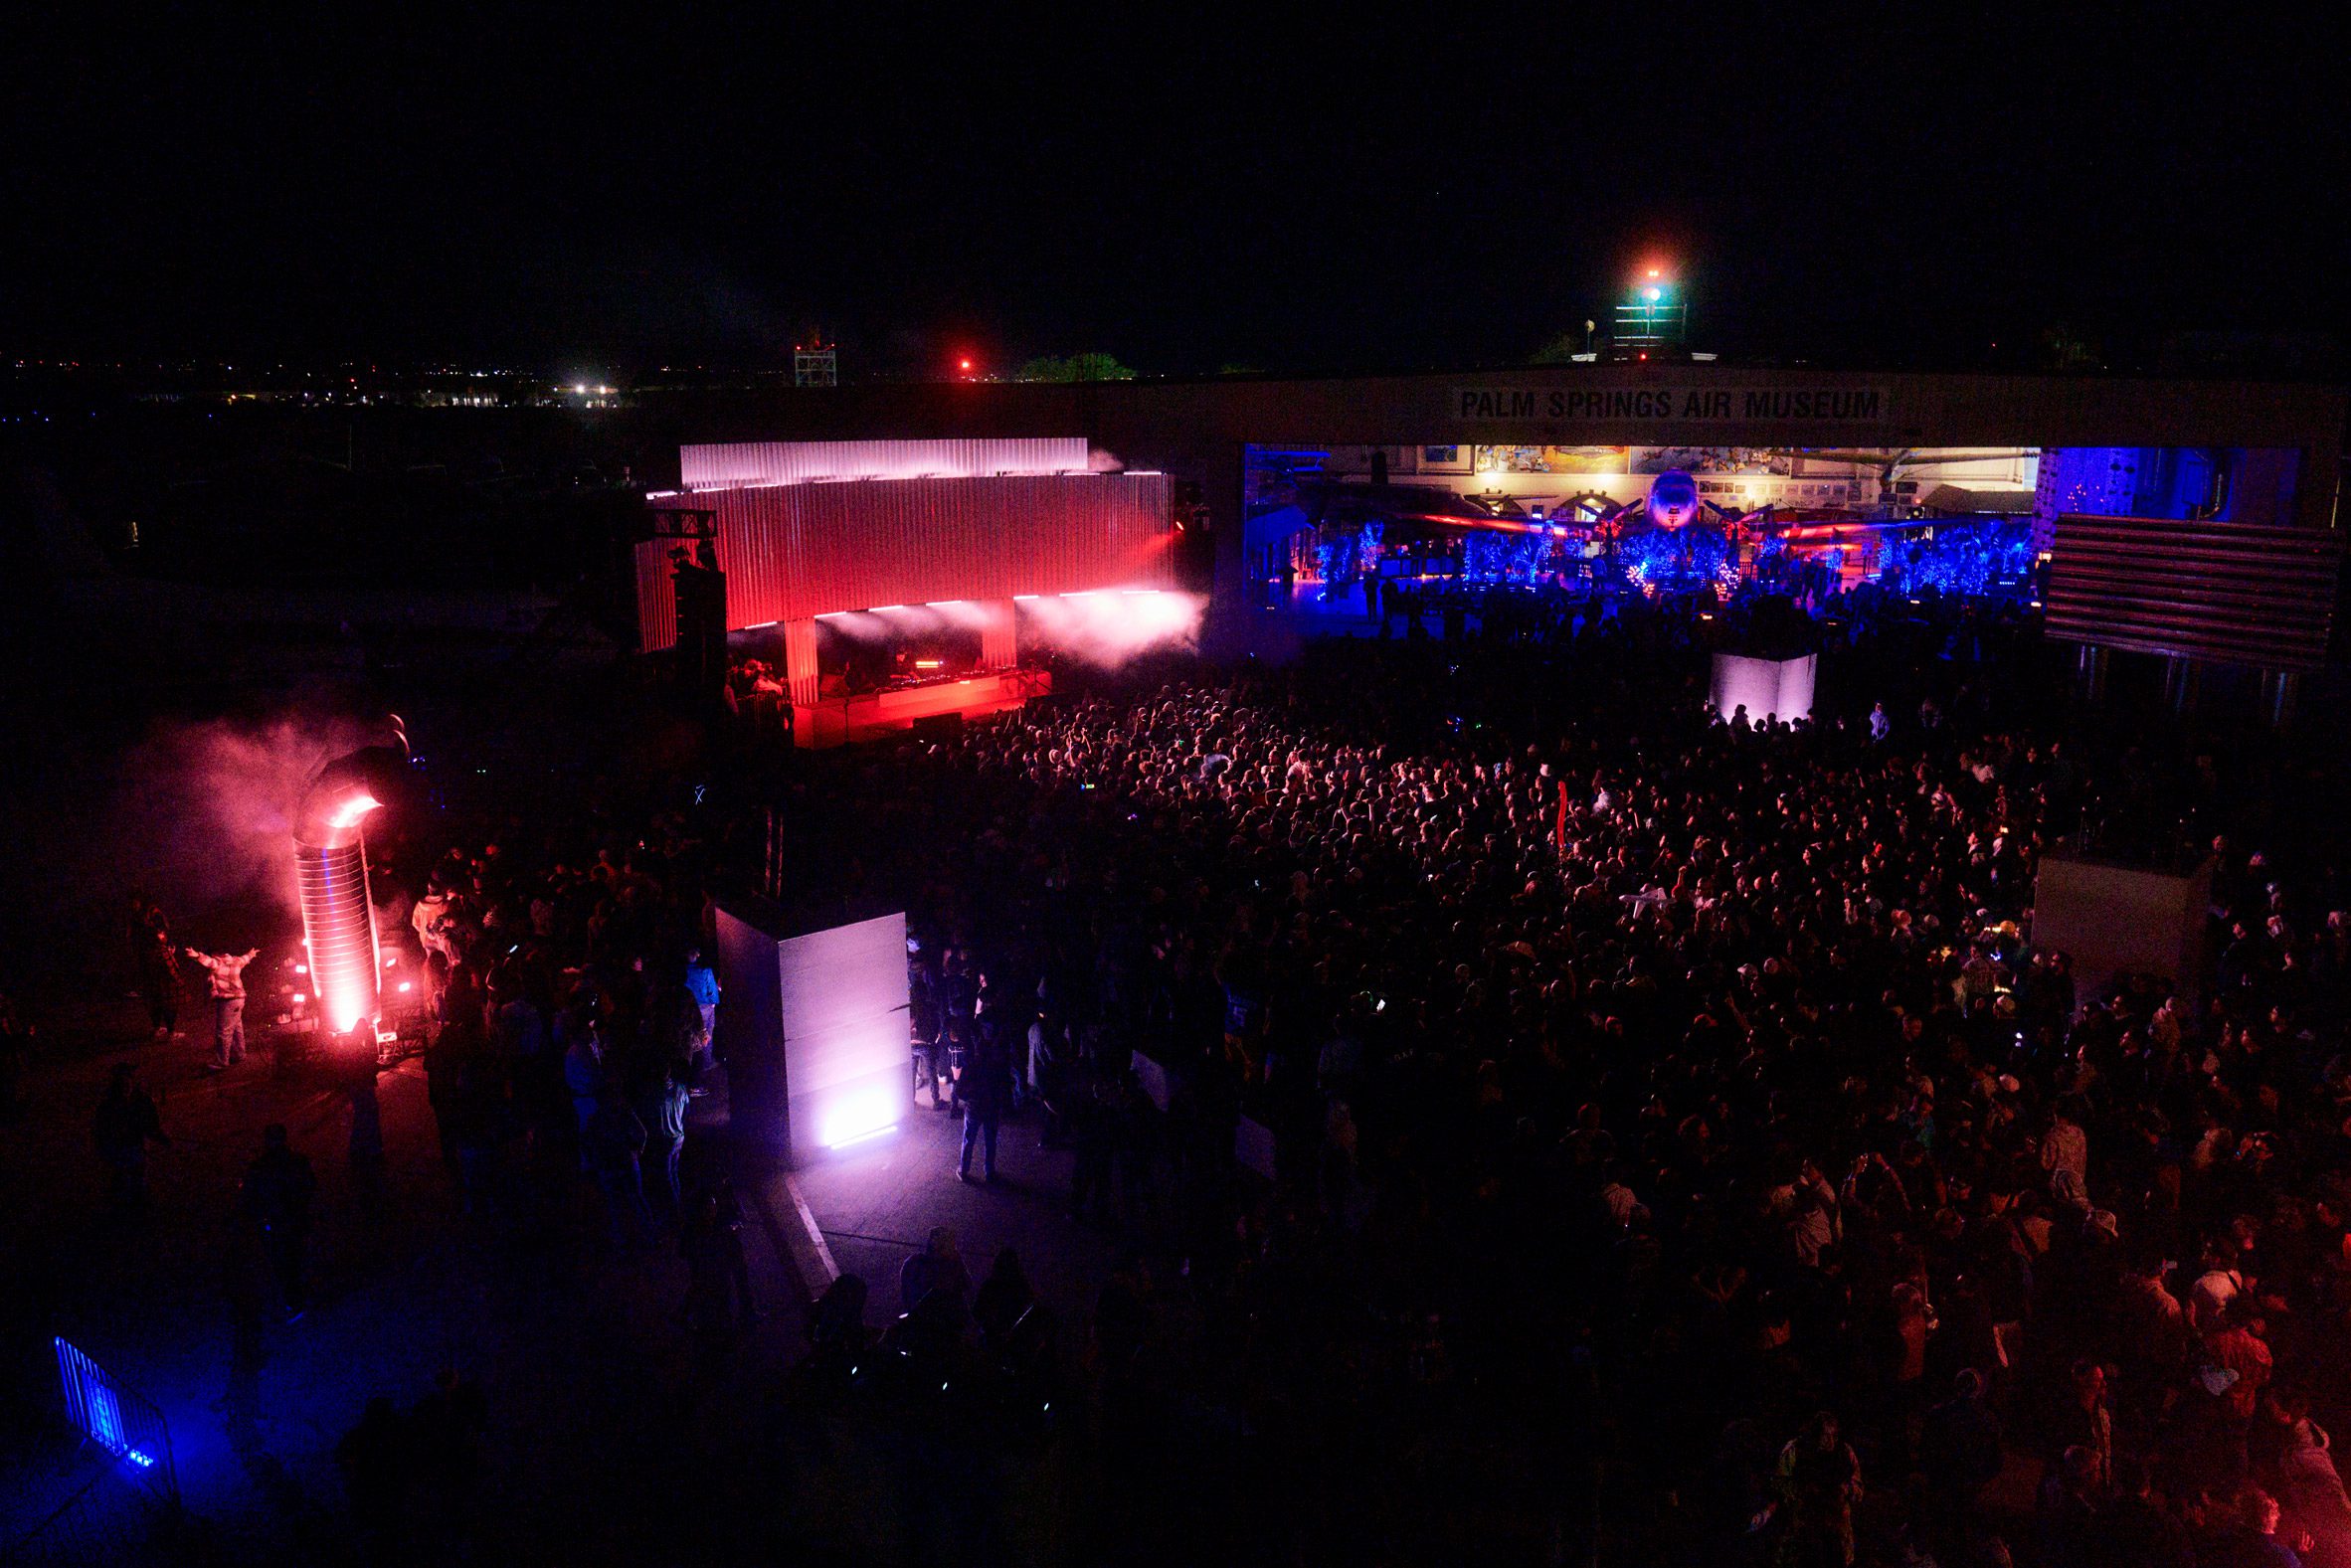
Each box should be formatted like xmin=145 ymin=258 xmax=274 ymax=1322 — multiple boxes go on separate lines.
xmin=65 ymin=594 xmax=2351 ymax=1564
xmin=756 ymin=615 xmax=2350 ymax=1566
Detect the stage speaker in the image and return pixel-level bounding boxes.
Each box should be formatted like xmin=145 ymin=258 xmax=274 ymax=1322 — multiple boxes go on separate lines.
xmin=911 ymin=712 xmax=965 ymax=741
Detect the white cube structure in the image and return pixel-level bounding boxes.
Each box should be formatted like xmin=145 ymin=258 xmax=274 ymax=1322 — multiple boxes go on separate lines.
xmin=716 ymin=901 xmax=912 ymax=1167
xmin=1710 ymin=651 xmax=1817 ymax=725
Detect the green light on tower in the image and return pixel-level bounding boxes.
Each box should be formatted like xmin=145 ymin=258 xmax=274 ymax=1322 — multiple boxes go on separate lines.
xmin=1615 ymin=268 xmax=1686 ymax=350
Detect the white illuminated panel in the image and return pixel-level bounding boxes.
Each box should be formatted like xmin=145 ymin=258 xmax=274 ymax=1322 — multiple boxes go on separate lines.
xmin=681 ymin=438 xmax=1091 ymax=490
xmin=1710 ymin=652 xmax=1816 ymax=725
xmin=777 ymin=912 xmax=912 ymax=1163
xmin=714 ymin=903 xmax=912 ymax=1165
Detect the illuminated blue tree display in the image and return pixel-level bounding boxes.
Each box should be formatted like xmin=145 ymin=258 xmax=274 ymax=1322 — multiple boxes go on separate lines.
xmin=1877 ymin=520 xmax=2036 ymax=596
xmin=1462 ymin=530 xmax=1555 ymax=586
xmin=1621 ymin=526 xmax=1738 ymax=595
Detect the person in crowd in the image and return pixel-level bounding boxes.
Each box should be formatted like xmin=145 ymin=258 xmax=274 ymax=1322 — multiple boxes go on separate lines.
xmin=93 ymin=1062 xmax=168 ymax=1213
xmin=240 ymin=1122 xmax=316 ymax=1320
xmin=583 ymin=1083 xmax=651 ymax=1242
xmin=563 ymin=1011 xmax=607 ymax=1152
xmin=957 ymin=1008 xmax=1014 ymax=1183
xmin=683 ymin=947 xmax=720 ymax=1075
xmin=184 ymin=943 xmax=258 ymax=1071
xmin=136 ymin=914 xmax=182 ymax=1041
xmin=0 ymin=989 xmax=29 ymax=1115
xmin=973 ymin=1246 xmax=1032 ymax=1347
xmin=900 ymin=1225 xmax=970 ymax=1316
xmin=633 ymin=1051 xmax=689 ymax=1223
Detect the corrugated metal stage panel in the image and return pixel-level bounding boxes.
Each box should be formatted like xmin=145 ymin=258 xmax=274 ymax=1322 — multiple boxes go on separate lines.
xmin=2045 ymin=514 xmax=2342 ymax=670
xmin=635 ymin=471 xmax=1173 ymax=650
xmin=635 ymin=540 xmax=680 ymax=651
xmin=680 ymin=437 xmax=1091 ymax=490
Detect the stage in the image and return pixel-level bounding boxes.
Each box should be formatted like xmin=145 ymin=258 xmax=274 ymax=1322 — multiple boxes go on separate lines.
xmin=792 ymin=666 xmax=1050 ymax=748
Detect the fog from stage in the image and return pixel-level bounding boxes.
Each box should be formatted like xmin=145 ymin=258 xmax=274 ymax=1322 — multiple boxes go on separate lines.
xmin=816 ymin=591 xmax=1204 ymax=667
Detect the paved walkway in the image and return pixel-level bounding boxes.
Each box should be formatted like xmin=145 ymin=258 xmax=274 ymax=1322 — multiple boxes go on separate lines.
xmin=783 ymin=1092 xmax=1120 ymax=1325
xmin=0 ymin=1004 xmax=812 ymax=1565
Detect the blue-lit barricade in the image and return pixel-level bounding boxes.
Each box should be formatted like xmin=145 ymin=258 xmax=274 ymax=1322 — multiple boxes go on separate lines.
xmin=54 ymin=1337 xmax=177 ymax=1502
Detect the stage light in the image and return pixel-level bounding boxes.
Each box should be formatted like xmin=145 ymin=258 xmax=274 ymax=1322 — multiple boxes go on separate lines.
xmin=398 ymin=981 xmax=413 ymax=992
xmin=1643 ymin=286 xmax=1663 ymax=302
xmin=292 ymin=993 xmax=306 ymax=1004
xmin=958 ymin=358 xmax=973 ymax=372
xmin=1647 ymin=267 xmax=1661 ymax=278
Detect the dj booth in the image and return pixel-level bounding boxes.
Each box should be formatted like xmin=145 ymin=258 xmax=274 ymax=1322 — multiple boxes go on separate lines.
xmin=794 ymin=666 xmax=1051 ymax=748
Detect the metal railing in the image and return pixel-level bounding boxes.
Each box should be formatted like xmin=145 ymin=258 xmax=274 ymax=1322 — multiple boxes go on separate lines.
xmin=53 ymin=1337 xmax=178 ymax=1503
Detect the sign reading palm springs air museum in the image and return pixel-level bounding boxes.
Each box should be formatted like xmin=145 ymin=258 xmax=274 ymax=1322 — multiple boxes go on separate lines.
xmin=1451 ymin=386 xmax=1891 ymax=423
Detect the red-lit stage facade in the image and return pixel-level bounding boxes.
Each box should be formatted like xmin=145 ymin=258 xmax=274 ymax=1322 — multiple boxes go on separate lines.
xmin=636 ymin=438 xmax=1175 ymax=746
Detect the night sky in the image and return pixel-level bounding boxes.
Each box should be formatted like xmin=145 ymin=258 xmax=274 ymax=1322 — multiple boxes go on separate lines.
xmin=7 ymin=8 xmax=2344 ymax=376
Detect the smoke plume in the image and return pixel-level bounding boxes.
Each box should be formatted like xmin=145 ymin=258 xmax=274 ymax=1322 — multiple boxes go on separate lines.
xmin=104 ymin=710 xmax=386 ymax=939
xmin=1020 ymin=590 xmax=1204 ymax=666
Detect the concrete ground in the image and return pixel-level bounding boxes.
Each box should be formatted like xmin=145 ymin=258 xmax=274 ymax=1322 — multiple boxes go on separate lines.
xmin=784 ymin=1086 xmax=1119 ymax=1321
xmin=0 ymin=999 xmax=809 ymax=1565
xmin=0 ymin=997 xmax=1136 ymax=1565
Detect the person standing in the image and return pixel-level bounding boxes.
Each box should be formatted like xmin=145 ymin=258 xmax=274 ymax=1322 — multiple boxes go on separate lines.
xmin=562 ymin=1010 xmax=606 ymax=1154
xmin=957 ymin=1013 xmax=1013 ymax=1183
xmin=222 ymin=1212 xmax=273 ymax=1423
xmin=633 ymin=1054 xmax=689 ymax=1223
xmin=93 ymin=1064 xmax=169 ymax=1214
xmin=136 ymin=918 xmax=182 ymax=1042
xmin=584 ymin=1084 xmax=651 ymax=1242
xmin=186 ymin=946 xmax=259 ymax=1071
xmin=241 ymin=1124 xmax=317 ymax=1320
xmin=899 ymin=1226 xmax=971 ymax=1315
xmin=343 ymin=1046 xmax=387 ymax=1208
xmin=683 ymin=948 xmax=720 ymax=1077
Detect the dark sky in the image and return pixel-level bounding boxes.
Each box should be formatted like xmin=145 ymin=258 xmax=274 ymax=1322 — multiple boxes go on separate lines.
xmin=6 ymin=7 xmax=2344 ymax=376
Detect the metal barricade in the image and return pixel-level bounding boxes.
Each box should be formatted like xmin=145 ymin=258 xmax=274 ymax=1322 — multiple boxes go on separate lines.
xmin=53 ymin=1337 xmax=178 ymax=1503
